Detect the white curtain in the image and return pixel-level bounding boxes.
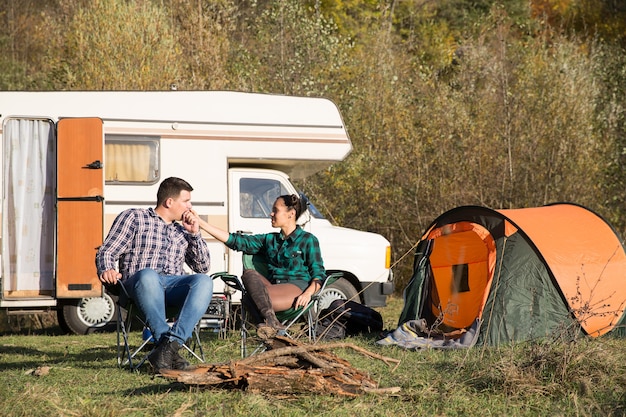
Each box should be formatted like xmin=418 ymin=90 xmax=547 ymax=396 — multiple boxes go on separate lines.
xmin=105 ymin=142 xmax=152 ymax=182
xmin=2 ymin=119 xmax=55 ymax=293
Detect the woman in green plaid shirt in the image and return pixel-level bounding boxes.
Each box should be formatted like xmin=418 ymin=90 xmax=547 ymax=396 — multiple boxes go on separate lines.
xmin=198 ymin=194 xmax=326 ymax=338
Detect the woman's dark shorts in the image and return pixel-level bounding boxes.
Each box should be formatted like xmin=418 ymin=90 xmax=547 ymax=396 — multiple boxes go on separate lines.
xmin=273 ymin=279 xmax=309 ymax=291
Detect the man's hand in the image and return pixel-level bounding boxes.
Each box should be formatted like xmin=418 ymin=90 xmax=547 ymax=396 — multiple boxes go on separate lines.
xmin=99 ymin=269 xmax=122 ymax=286
xmin=182 ymin=209 xmax=200 ymax=234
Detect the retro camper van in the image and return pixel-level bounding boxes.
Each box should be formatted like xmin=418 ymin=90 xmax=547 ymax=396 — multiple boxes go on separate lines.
xmin=0 ymin=91 xmax=393 ymax=334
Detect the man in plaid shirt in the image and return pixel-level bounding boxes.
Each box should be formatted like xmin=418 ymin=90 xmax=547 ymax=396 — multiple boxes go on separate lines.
xmin=96 ymin=177 xmax=213 ymax=373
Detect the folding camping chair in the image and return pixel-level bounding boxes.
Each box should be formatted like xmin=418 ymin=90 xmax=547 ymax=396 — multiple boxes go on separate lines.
xmin=114 ymin=282 xmax=207 ymax=372
xmin=214 ymin=253 xmax=342 ymax=357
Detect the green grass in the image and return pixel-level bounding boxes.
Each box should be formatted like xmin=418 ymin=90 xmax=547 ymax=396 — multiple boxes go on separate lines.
xmin=1 ymin=297 xmax=625 ymax=417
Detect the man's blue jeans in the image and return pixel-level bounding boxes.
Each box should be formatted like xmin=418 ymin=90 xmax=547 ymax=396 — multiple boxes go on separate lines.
xmin=123 ymin=269 xmax=213 ymax=345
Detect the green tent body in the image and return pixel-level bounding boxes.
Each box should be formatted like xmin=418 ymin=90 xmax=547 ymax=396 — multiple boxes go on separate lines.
xmin=383 ymin=203 xmax=626 ymax=348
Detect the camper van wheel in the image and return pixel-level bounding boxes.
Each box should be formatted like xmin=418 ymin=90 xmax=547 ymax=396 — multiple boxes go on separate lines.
xmin=57 ymin=293 xmax=118 ymax=335
xmin=317 ymin=278 xmax=359 ymax=312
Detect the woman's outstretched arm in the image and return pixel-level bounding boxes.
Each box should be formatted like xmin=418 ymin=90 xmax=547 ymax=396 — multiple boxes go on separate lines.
xmin=193 ymin=211 xmax=230 ymax=243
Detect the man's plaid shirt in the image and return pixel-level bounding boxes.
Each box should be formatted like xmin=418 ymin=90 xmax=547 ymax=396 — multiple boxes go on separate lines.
xmin=95 ymin=207 xmax=211 ymax=280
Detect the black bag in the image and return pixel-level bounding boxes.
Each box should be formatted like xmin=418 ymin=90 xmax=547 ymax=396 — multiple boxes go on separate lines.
xmin=316 ymin=299 xmax=383 ymax=340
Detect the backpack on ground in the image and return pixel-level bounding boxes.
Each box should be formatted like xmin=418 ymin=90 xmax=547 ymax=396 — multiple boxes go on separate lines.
xmin=315 ymin=299 xmax=383 ymax=341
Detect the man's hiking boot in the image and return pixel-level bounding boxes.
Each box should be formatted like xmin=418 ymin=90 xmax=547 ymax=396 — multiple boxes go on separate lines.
xmin=171 ymin=349 xmax=192 ymax=370
xmin=148 ymin=339 xmax=185 ymax=373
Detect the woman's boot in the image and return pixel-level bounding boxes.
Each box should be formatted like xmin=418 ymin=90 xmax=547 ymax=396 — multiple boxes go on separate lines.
xmin=242 ymin=270 xmax=286 ymax=339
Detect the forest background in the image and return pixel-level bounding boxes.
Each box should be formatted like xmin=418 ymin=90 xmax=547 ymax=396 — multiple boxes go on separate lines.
xmin=2 ymin=0 xmax=626 ymax=290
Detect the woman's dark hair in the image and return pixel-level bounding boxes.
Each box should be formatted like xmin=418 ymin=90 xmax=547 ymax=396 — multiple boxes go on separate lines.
xmin=279 ymin=194 xmax=305 ymax=220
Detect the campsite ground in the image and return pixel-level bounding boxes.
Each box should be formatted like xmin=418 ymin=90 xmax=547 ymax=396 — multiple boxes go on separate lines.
xmin=0 ymin=296 xmax=624 ymax=417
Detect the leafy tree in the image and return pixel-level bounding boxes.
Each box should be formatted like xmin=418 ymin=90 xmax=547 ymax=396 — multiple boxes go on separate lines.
xmin=228 ymin=0 xmax=352 ymax=95
xmin=1 ymin=0 xmax=625 ymax=291
xmin=532 ymin=0 xmax=626 ymax=46
xmin=308 ymin=2 xmax=615 ymax=287
xmin=163 ymin=0 xmax=237 ymax=90
xmin=595 ymin=43 xmax=626 ymax=233
xmin=0 ymin=0 xmax=61 ymax=89
xmin=54 ymin=0 xmax=184 ymax=89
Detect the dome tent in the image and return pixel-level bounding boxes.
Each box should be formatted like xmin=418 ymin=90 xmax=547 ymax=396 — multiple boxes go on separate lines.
xmin=380 ymin=203 xmax=626 ymax=349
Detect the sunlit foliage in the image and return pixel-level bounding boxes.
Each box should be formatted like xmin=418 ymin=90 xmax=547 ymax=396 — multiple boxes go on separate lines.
xmin=1 ymin=0 xmax=625 ymax=288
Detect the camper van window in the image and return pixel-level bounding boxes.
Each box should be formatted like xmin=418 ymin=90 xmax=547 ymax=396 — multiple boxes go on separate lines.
xmin=104 ymin=136 xmax=159 ymax=184
xmin=240 ymin=178 xmax=288 ymax=218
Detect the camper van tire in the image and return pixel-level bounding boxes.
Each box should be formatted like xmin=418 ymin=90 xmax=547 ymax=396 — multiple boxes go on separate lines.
xmin=57 ymin=294 xmax=118 ymax=335
xmin=317 ymin=278 xmax=359 ymax=312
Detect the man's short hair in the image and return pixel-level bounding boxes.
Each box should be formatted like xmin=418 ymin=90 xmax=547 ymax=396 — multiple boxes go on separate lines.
xmin=157 ymin=177 xmax=193 ymax=206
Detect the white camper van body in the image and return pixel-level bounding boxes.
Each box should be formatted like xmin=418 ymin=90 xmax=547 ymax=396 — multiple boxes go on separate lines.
xmin=0 ymin=91 xmax=393 ymax=334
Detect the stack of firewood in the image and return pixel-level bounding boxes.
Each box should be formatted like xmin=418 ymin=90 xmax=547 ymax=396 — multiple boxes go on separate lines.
xmin=161 ymin=336 xmax=401 ymax=397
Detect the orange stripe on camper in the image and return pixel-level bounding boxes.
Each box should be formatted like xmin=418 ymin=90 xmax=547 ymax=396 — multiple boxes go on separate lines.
xmin=499 ymin=204 xmax=626 ymax=337
xmin=426 ymin=222 xmax=496 ymax=330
